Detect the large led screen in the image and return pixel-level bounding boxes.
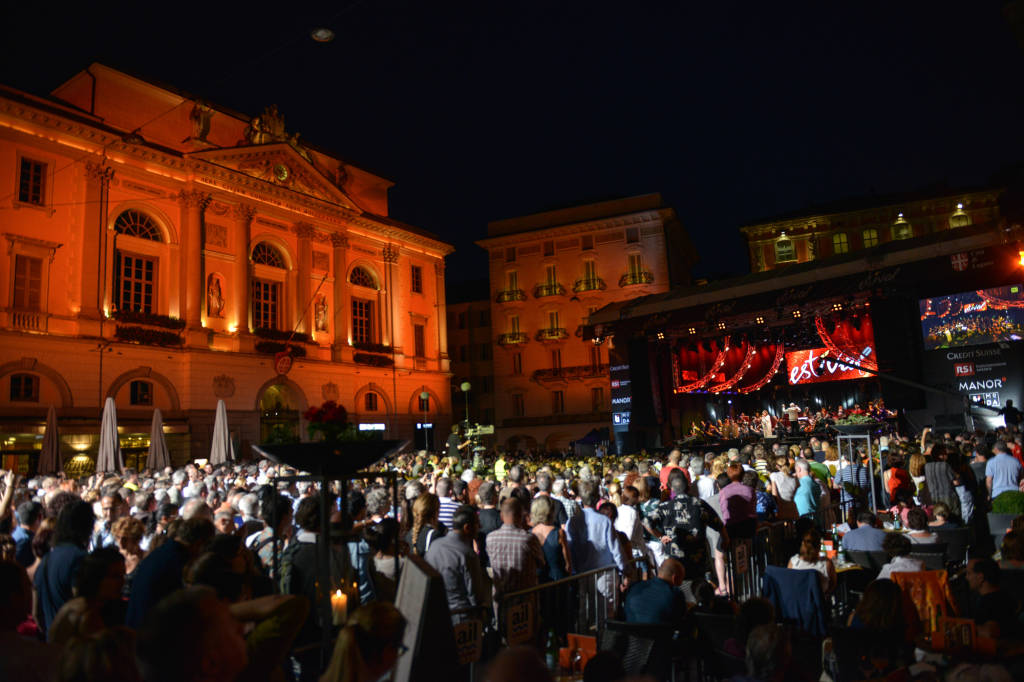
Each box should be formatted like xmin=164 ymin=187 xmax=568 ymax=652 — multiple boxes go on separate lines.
xmin=787 ymin=348 xmax=873 ymax=385
xmin=920 ymin=284 xmax=1024 ymax=350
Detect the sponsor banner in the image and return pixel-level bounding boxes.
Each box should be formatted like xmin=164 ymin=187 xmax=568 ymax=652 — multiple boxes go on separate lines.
xmin=786 ymin=347 xmax=873 ymax=385
xmin=922 ymin=342 xmax=1023 ymax=428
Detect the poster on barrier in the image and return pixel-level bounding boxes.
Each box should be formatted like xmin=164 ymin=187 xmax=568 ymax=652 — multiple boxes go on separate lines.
xmin=734 ymin=539 xmax=751 ymax=574
xmin=453 ymin=619 xmax=483 ymax=665
xmin=506 ymin=599 xmax=534 ymax=645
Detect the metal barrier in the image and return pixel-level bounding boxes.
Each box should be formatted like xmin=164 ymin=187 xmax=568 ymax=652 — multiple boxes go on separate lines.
xmin=723 ymin=525 xmax=770 ymax=601
xmin=495 ymin=563 xmax=624 ymax=646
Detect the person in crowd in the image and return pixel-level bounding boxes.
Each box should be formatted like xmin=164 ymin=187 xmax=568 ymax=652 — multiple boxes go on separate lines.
xmin=475 ymin=481 xmax=502 ymax=569
xmin=48 ymin=546 xmax=126 ymax=647
xmin=624 ymin=557 xmax=687 ymax=625
xmin=927 ymin=502 xmax=959 ymax=531
xmin=966 ymin=558 xmax=1019 ymax=638
xmin=907 ymin=452 xmax=928 ymax=497
xmin=842 ymin=512 xmax=887 ymax=552
xmin=27 ymin=517 xmax=56 ymax=583
xmin=720 ymin=464 xmax=757 ymax=539
xmin=567 ymin=479 xmax=625 ymax=574
xmin=999 ymin=529 xmax=1024 ymax=569
xmin=614 ymin=485 xmax=646 ymax=558
xmin=904 ymin=507 xmax=938 ymax=544
xmin=135 ymin=586 xmax=249 ymax=682
xmin=142 ymin=502 xmax=178 ymax=552
xmin=489 ymin=497 xmax=545 ymax=597
xmin=723 ymin=597 xmax=776 ymax=659
xmin=659 ymin=449 xmax=685 ymax=490
xmin=924 ymin=443 xmax=961 ymax=518
xmin=744 ymin=471 xmax=776 ymax=522
xmin=126 ymin=517 xmax=215 ymax=629
xmin=534 ymin=471 xmax=569 ymax=527
xmin=597 ymin=502 xmax=639 ymax=583
xmin=834 ymin=449 xmax=870 ymax=519
xmin=987 ymin=440 xmax=1023 ymax=501
xmin=12 ymin=500 xmax=43 ymax=567
xmin=425 ymin=504 xmax=487 ymax=620
xmin=738 ymin=623 xmax=799 ymax=682
xmin=846 ymin=579 xmax=909 ymax=637
xmin=877 ymin=533 xmax=924 ymax=580
xmin=34 ymin=499 xmax=95 ymax=636
xmin=406 ymin=492 xmax=446 ymax=556
xmin=112 ymin=515 xmax=146 ymax=591
xmin=0 ymin=560 xmax=56 ymax=682
xmin=530 ymin=495 xmax=571 ymax=581
xmin=769 ymin=456 xmax=799 ymax=520
xmin=788 ymin=528 xmax=836 ymax=596
xmin=435 ymin=478 xmax=459 ymax=530
xmin=90 ymin=491 xmax=125 ymax=551
xmin=365 ymin=519 xmax=403 ymax=603
xmin=793 ymin=459 xmax=820 ymax=521
xmin=320 ymin=602 xmax=407 ymax=682
xmin=245 ymin=490 xmax=292 ymax=579
xmin=550 ymin=477 xmax=580 ymax=522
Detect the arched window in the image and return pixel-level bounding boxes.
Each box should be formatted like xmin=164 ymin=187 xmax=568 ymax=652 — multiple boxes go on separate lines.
xmin=774 ymin=233 xmax=796 ymax=263
xmin=114 ymin=210 xmax=162 ymax=241
xmin=832 ymin=232 xmax=849 ymax=254
xmin=252 ymin=242 xmax=286 ymax=268
xmin=350 ymin=266 xmax=377 ymax=289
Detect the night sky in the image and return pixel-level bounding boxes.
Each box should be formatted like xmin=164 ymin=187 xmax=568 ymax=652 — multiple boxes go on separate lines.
xmin=3 ymin=2 xmax=1023 ymax=290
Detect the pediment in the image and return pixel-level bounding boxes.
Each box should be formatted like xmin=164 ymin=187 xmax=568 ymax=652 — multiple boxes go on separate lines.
xmin=188 ymin=144 xmax=359 ymax=210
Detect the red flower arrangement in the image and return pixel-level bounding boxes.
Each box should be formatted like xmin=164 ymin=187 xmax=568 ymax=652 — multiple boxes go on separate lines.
xmin=303 ymin=401 xmax=349 ymax=441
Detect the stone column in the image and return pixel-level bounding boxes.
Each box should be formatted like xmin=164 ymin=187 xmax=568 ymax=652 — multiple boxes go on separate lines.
xmin=434 ymin=260 xmax=449 ymax=370
xmin=81 ymin=162 xmax=114 ymax=319
xmin=330 ymin=233 xmax=348 ymax=350
xmin=294 ymin=223 xmax=314 ymax=335
xmin=178 ymin=189 xmax=211 ymax=327
xmin=382 ymin=244 xmax=400 ymax=349
xmin=231 ymin=204 xmax=255 ymax=332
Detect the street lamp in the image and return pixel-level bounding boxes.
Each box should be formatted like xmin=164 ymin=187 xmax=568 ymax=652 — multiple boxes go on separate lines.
xmin=419 ymin=390 xmax=430 ymax=452
xmin=460 ymin=381 xmax=472 ymax=428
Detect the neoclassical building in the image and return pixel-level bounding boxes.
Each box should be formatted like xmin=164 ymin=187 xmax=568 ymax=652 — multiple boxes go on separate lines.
xmin=0 ymin=64 xmax=453 ymax=472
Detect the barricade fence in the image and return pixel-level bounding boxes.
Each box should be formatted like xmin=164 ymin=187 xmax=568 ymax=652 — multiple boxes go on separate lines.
xmin=723 ymin=525 xmax=771 ymax=601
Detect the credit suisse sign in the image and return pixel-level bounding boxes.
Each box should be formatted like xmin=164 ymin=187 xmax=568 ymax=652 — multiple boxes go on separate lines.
xmin=786 ymin=348 xmax=872 ymax=386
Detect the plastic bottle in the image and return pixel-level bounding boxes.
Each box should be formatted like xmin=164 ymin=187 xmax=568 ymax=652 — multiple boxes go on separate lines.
xmin=545 ymin=627 xmax=559 ymax=672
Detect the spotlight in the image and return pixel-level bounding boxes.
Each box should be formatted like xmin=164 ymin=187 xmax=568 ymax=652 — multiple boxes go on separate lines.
xmin=792 ymin=310 xmax=802 ymax=319
xmin=688 ymin=327 xmax=696 ymax=335
xmin=311 ymin=27 xmax=336 ymax=42
xmin=831 ymin=302 xmax=843 ymax=312
xmin=717 ymin=321 xmax=726 ymax=331
xmin=755 ymin=316 xmax=765 ymax=325
xmin=656 ymin=332 xmax=665 ymax=340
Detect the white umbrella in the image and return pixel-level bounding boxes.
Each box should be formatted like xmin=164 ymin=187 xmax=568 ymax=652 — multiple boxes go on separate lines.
xmin=146 ymin=408 xmax=171 ymax=471
xmin=210 ymin=399 xmax=234 ymax=465
xmin=38 ymin=405 xmax=62 ymax=475
xmin=96 ymin=396 xmax=123 ymax=474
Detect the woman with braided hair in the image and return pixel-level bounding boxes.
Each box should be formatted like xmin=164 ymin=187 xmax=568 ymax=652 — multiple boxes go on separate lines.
xmin=404 ymin=492 xmax=446 ymax=556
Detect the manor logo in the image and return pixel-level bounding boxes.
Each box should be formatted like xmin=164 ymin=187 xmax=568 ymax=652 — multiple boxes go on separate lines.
xmin=958 ymin=379 xmax=1004 ymax=391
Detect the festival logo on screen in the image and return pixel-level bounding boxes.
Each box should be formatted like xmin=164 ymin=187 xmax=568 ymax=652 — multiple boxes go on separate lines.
xmin=786 ymin=347 xmax=873 ymax=386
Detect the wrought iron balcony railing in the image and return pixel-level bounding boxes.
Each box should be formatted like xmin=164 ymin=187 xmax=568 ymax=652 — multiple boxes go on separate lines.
xmin=535 ymin=327 xmax=569 ymax=342
xmin=532 ymin=363 xmax=609 ymax=382
xmin=532 ymin=282 xmax=566 ymax=298
xmin=572 ymin=277 xmax=606 ymax=293
xmin=618 ymin=270 xmax=654 ymax=287
xmin=497 ymin=332 xmax=529 ymax=346
xmin=495 ymin=289 xmax=527 ymax=304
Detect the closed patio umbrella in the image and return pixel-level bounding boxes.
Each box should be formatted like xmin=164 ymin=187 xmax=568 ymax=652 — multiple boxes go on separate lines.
xmin=210 ymin=399 xmax=234 ymax=465
xmin=38 ymin=405 xmax=62 ymax=475
xmin=146 ymin=408 xmax=171 ymax=472
xmin=96 ymin=396 xmax=123 ymax=474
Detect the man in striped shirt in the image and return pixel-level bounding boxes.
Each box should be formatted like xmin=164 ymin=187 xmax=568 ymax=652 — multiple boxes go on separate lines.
xmin=834 ymin=451 xmax=870 ymax=515
xmin=435 ymin=478 xmax=460 ymax=530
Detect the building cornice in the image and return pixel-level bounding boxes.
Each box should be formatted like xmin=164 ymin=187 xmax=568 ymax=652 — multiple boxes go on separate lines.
xmin=475 ymin=209 xmax=671 ymax=249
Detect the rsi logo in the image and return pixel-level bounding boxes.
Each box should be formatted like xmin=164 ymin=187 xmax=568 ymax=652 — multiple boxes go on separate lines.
xmin=954 ymin=363 xmax=975 ymax=377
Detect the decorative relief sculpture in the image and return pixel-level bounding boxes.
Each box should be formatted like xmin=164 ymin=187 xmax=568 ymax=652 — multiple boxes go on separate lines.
xmin=213 ymin=374 xmax=236 ymax=398
xmin=312 ymin=251 xmax=329 ymax=272
xmin=321 ymin=381 xmax=339 ymax=402
xmin=206 ymin=224 xmax=227 ymax=248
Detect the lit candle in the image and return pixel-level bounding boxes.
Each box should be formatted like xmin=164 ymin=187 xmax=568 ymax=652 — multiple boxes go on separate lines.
xmin=331 ymin=589 xmax=348 ymax=625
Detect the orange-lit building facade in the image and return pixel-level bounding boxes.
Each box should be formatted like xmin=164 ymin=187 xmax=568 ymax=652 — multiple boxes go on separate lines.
xmin=0 ymin=64 xmax=453 ymax=472
xmin=742 ymin=188 xmax=1002 ymax=273
xmin=477 ymin=195 xmax=693 ymax=452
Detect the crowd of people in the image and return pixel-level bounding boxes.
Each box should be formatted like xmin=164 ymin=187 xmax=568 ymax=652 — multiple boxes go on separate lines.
xmin=687 ymin=400 xmax=896 ymax=440
xmin=1 ymin=408 xmax=1024 ymax=682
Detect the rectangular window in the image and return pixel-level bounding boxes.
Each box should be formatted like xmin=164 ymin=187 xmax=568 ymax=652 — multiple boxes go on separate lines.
xmin=551 ymin=390 xmax=565 ymax=414
xmin=512 ymin=393 xmax=525 ymax=417
xmin=410 ymin=265 xmax=423 ymax=293
xmin=551 ymin=348 xmax=562 ymax=370
xmin=459 ymin=345 xmax=467 ymax=361
xmin=628 ymin=253 xmax=643 ymax=275
xmin=479 ymin=342 xmax=491 ymax=361
xmin=591 ymin=387 xmax=604 ymax=412
xmin=543 ymin=240 xmax=554 ymax=257
xmin=505 ymin=247 xmax=516 ymax=262
xmin=626 ymin=227 xmax=639 ymax=243
xmin=458 ymin=312 xmax=467 ymax=329
xmin=545 ymin=264 xmax=557 ymax=285
xmin=479 ymin=376 xmax=492 ymax=393
xmin=118 ymin=253 xmax=156 ymax=314
xmin=364 ymin=392 xmax=379 ymax=411
xmin=18 ymin=158 xmax=46 ymax=206
xmin=130 ymin=380 xmax=153 ymax=406
xmin=351 ymin=298 xmax=373 ymax=344
xmin=583 ymin=260 xmax=597 ymax=281
xmin=548 ymin=311 xmax=560 ymax=329
xmin=590 ymin=346 xmax=601 ymax=368
xmin=478 ymin=309 xmax=490 ymax=327
xmin=862 ymin=228 xmax=879 ymax=248
xmin=506 ymin=271 xmax=518 ymax=291
xmin=512 ymin=352 xmax=522 ymax=375
xmin=10 ymin=374 xmax=39 ymax=402
xmin=832 ymin=232 xmax=849 ymax=254
xmin=581 ymin=235 xmax=594 ymax=250
xmin=510 ymin=315 xmax=520 ymax=333
xmin=414 ymin=324 xmax=425 ymax=357
xmin=13 ymin=255 xmax=42 ymax=310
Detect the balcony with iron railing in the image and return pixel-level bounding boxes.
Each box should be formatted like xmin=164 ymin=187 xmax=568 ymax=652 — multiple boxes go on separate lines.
xmin=497 ymin=332 xmax=529 ymax=346
xmin=618 ymin=270 xmax=654 ymax=287
xmin=532 ymin=363 xmax=609 ymax=383
xmin=532 ymin=282 xmax=566 ymax=298
xmin=535 ymin=327 xmax=569 ymax=343
xmin=495 ymin=289 xmax=527 ymax=304
xmin=573 ymin=278 xmax=606 ymax=293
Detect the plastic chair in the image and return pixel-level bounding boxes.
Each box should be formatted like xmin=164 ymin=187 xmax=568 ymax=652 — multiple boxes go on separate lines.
xmin=908 ymin=542 xmax=947 ymax=570
xmin=934 ymin=528 xmax=971 ymax=567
